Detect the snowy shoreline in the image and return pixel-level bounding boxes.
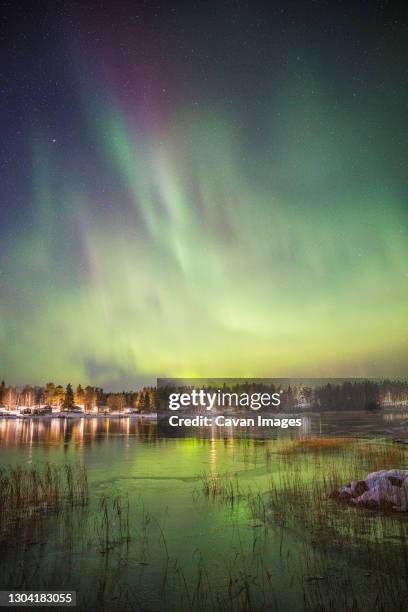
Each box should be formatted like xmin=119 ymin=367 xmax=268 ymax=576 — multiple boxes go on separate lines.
xmin=0 ymin=411 xmax=157 ymax=420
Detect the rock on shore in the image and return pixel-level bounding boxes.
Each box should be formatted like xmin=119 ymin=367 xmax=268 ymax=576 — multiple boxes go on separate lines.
xmin=330 ymin=469 xmax=408 ymax=511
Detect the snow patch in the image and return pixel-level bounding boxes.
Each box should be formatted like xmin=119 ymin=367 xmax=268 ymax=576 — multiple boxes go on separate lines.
xmin=330 ymin=469 xmax=408 ymax=511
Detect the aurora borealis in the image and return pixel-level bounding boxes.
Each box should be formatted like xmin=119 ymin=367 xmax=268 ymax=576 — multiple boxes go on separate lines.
xmin=1 ymin=2 xmax=407 ymax=388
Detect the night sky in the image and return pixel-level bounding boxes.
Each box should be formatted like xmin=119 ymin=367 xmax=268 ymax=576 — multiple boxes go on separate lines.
xmin=1 ymin=1 xmax=407 ymax=389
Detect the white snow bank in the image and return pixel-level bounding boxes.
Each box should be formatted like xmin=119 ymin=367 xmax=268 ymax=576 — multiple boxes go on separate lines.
xmin=330 ymin=469 xmax=408 ymax=511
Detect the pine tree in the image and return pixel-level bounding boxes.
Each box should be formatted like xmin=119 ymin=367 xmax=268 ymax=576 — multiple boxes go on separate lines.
xmin=75 ymin=384 xmax=84 ymax=406
xmin=63 ymin=383 xmax=74 ymax=409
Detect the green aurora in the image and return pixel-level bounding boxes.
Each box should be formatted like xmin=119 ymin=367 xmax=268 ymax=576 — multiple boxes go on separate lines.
xmin=1 ymin=14 xmax=407 ymax=388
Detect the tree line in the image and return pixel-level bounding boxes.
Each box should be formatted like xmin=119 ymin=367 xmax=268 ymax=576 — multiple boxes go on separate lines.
xmin=1 ymin=379 xmax=408 ymax=413
xmin=0 ymin=381 xmax=157 ymax=413
xmin=159 ymin=379 xmax=408 ymax=412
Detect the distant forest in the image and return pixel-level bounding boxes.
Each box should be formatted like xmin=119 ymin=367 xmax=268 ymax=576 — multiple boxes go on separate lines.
xmin=0 ymin=381 xmax=157 ymax=412
xmin=281 ymin=379 xmax=408 ymax=411
xmin=0 ymin=379 xmax=408 ymax=412
xmin=159 ymin=380 xmax=408 ymax=412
